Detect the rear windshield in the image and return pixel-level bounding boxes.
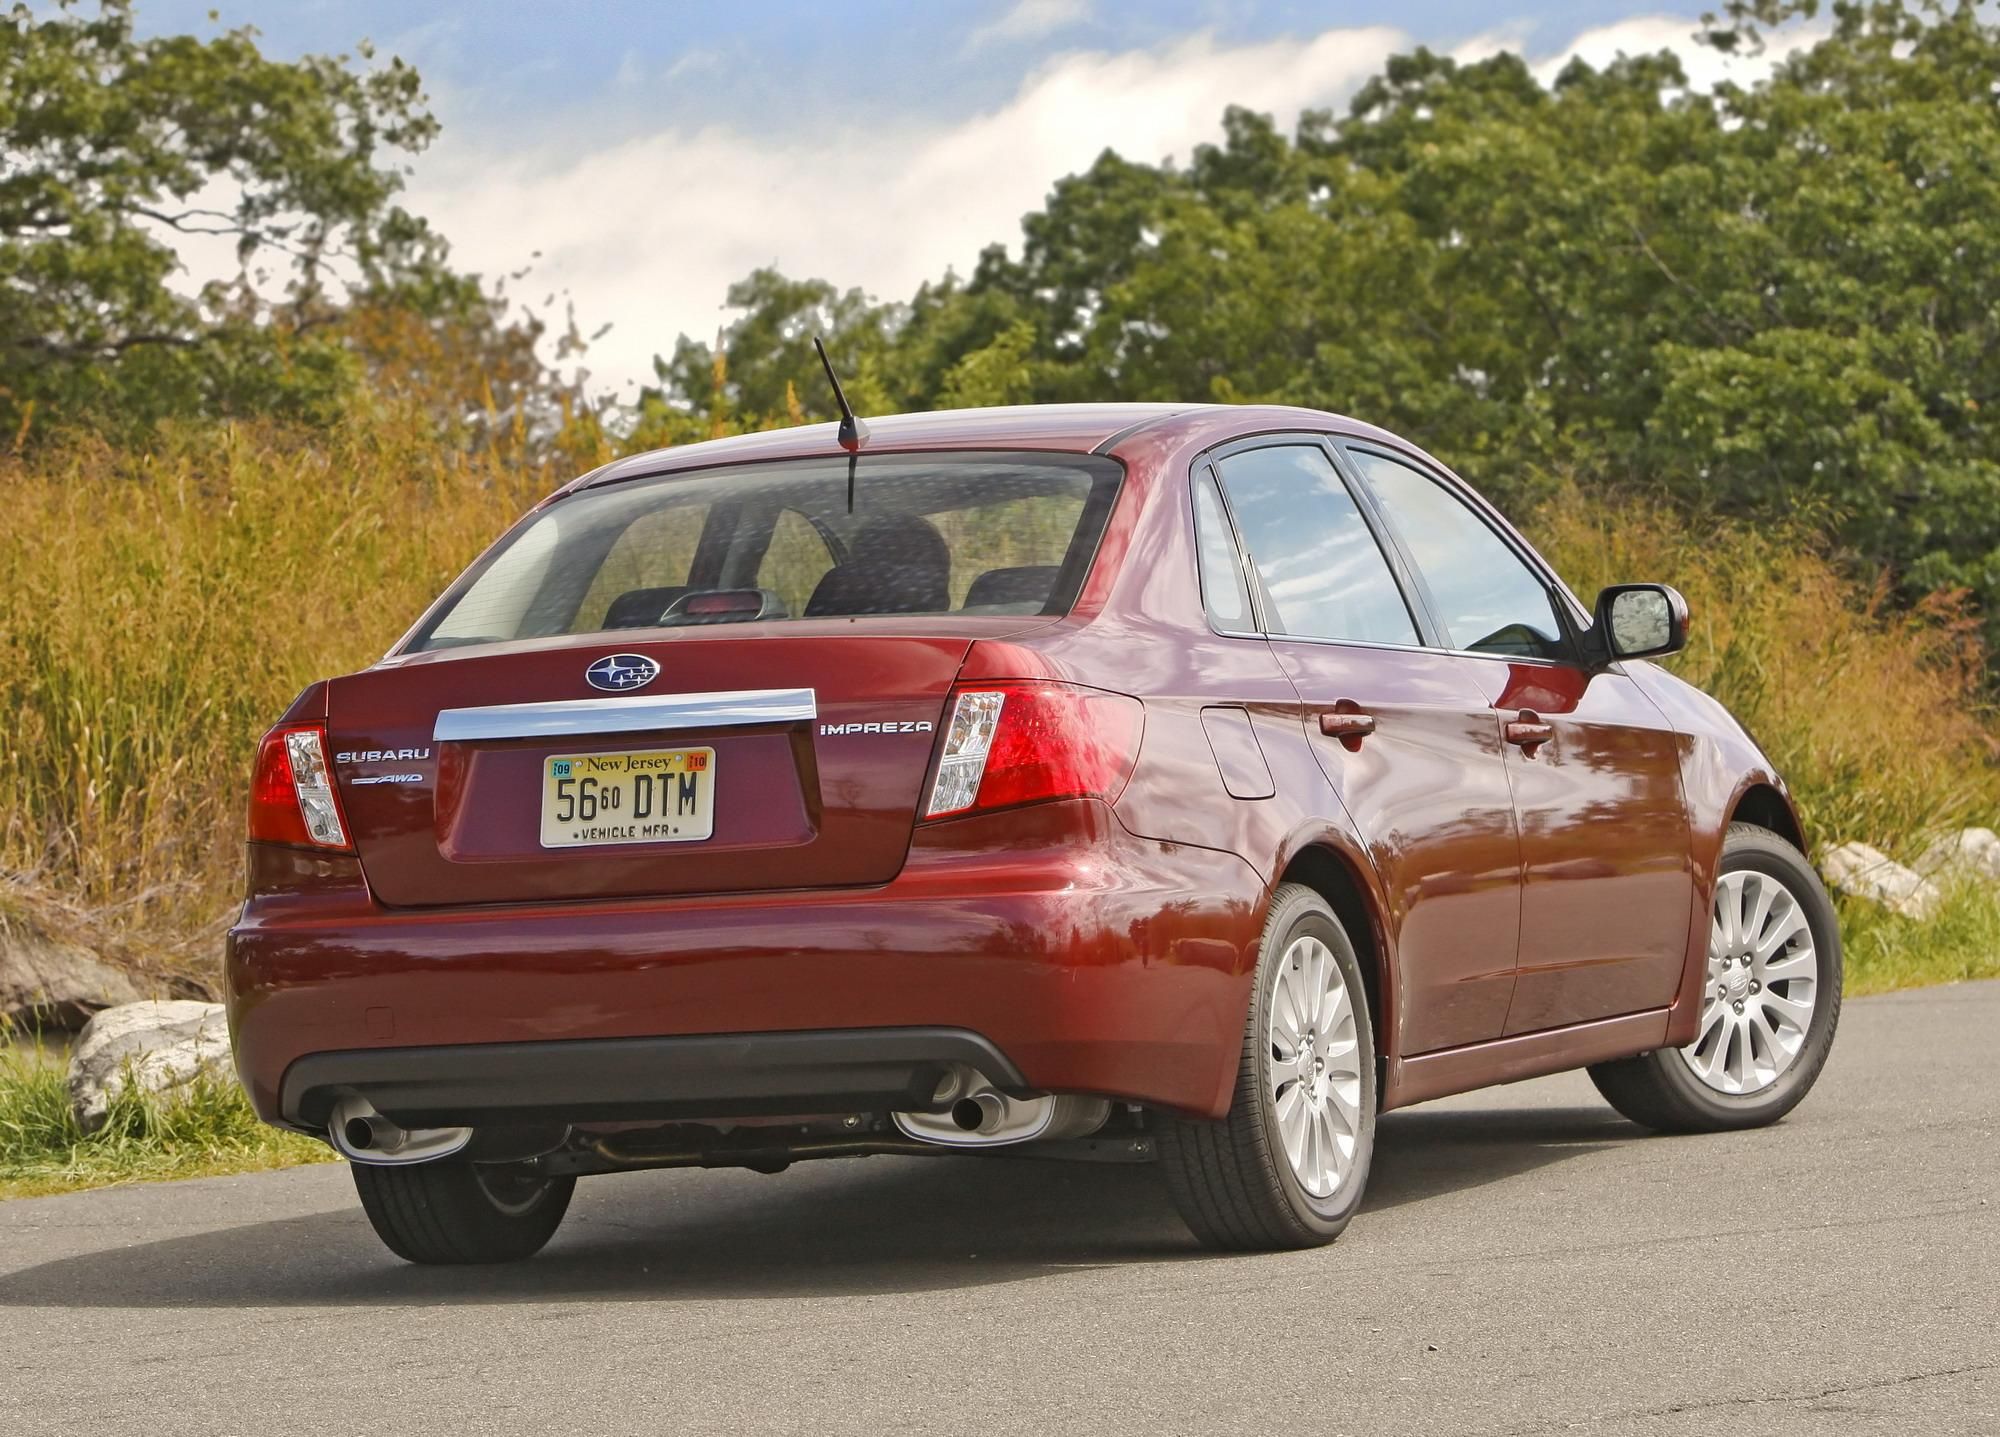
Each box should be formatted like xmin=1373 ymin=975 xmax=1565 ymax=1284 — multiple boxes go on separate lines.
xmin=406 ymin=451 xmax=1124 ymax=652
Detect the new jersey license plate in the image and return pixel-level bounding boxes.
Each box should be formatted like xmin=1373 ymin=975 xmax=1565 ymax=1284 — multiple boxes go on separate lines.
xmin=539 ymin=747 xmax=715 ymax=848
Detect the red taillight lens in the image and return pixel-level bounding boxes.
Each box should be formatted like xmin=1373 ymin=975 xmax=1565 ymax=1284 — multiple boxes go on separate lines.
xmin=924 ymin=682 xmax=1143 ymax=820
xmin=248 ymin=724 xmax=351 ymax=850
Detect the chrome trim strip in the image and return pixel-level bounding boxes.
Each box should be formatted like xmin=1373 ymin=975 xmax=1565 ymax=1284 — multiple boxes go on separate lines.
xmin=434 ymin=687 xmax=817 ymax=742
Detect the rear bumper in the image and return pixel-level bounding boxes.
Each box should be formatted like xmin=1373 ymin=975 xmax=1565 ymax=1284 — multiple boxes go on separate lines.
xmin=227 ymin=800 xmax=1265 ymax=1128
xmin=280 ymin=1027 xmax=1023 ymax=1129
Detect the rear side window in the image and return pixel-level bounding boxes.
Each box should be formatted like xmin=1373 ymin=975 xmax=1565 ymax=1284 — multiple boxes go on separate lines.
xmin=406 ymin=452 xmax=1121 ymax=652
xmin=1214 ymin=445 xmax=1418 ymax=647
xmin=1349 ymin=450 xmax=1571 ymax=662
xmin=1192 ymin=472 xmax=1254 ymax=632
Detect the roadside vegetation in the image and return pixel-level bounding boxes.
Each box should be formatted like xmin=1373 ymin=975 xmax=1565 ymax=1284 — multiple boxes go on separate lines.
xmin=0 ymin=1029 xmax=332 ymax=1200
xmin=3 ymin=0 xmax=2000 ymax=1197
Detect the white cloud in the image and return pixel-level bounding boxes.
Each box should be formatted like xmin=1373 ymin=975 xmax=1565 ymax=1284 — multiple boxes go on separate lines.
xmin=965 ymin=0 xmax=1093 ymax=53
xmin=1530 ymin=12 xmax=1830 ymax=91
xmin=405 ymin=25 xmax=1407 ymax=397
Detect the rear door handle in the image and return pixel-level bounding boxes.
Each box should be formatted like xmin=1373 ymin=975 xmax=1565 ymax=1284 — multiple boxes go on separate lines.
xmin=1504 ymin=711 xmax=1554 ymax=755
xmin=1318 ymin=707 xmax=1376 ymax=750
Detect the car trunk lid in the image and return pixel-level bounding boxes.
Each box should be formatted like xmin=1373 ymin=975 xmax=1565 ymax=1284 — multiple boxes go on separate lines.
xmin=326 ymin=623 xmax=1021 ymax=907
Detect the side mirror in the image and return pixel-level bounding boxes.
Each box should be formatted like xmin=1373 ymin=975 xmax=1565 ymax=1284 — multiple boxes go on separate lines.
xmin=1590 ymin=583 xmax=1688 ymax=663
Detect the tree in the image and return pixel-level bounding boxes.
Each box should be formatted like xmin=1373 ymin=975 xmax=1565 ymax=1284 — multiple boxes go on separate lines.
xmin=0 ymin=0 xmax=476 ymax=433
xmin=708 ymin=1 xmax=1994 ymax=631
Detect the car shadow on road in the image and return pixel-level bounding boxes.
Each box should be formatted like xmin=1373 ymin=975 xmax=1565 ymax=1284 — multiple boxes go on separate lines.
xmin=0 ymin=1104 xmax=1638 ymax=1308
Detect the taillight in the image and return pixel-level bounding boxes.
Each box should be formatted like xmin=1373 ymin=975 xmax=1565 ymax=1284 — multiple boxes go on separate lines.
xmin=248 ymin=724 xmax=351 ymax=849
xmin=924 ymin=682 xmax=1143 ymax=820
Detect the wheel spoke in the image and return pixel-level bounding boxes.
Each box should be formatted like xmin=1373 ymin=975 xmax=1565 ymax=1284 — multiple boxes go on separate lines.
xmin=1716 ymin=873 xmax=1744 ymax=950
xmin=1694 ymin=998 xmax=1727 ymax=1047
xmin=1761 ymin=949 xmax=1814 ymax=984
xmin=1275 ymin=1082 xmax=1309 ymax=1170
xmin=1326 ymin=1074 xmax=1362 ymax=1124
xmin=1743 ymin=879 xmax=1779 ymax=954
xmin=1306 ymin=942 xmax=1331 ymax=1029
xmin=1760 ymin=989 xmax=1814 ymax=1033
xmin=1322 ymin=976 xmax=1349 ymax=1034
xmin=1748 ymin=1004 xmax=1794 ymax=1062
xmin=1272 ymin=968 xmax=1306 ymax=1047
xmin=1695 ymin=1018 xmax=1733 ymax=1085
xmin=1754 ymin=906 xmax=1809 ymax=963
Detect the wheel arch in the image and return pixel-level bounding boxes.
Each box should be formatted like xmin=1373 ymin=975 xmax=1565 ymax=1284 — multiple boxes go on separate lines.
xmin=1729 ymin=780 xmax=1806 ymax=853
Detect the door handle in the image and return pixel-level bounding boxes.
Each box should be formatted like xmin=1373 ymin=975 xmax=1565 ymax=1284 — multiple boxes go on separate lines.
xmin=1319 ymin=706 xmax=1376 ymax=751
xmin=1504 ymin=711 xmax=1554 ymax=756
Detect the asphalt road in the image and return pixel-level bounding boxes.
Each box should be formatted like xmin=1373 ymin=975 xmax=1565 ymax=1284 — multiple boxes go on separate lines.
xmin=3 ymin=983 xmax=1995 ymax=1437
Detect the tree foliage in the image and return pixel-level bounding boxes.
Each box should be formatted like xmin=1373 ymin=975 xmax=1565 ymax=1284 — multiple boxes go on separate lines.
xmin=0 ymin=0 xmax=524 ymax=433
xmin=662 ymin=0 xmax=2000 ymax=626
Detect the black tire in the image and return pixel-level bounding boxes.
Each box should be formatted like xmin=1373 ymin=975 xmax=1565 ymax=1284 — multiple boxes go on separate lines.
xmin=1157 ymin=883 xmax=1378 ymax=1250
xmin=1589 ymin=822 xmax=1842 ymax=1134
xmin=350 ymin=1156 xmax=574 ymax=1264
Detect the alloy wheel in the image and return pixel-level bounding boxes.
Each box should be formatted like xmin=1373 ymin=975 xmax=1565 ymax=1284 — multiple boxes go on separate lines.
xmin=1268 ymin=935 xmax=1364 ymax=1198
xmin=1679 ymin=869 xmax=1819 ymax=1095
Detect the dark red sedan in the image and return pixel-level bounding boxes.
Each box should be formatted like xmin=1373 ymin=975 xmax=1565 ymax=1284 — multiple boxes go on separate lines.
xmin=227 ymin=403 xmax=1841 ymax=1263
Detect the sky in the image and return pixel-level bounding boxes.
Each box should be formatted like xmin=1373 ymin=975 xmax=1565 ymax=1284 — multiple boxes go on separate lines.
xmin=133 ymin=1 xmax=1825 ymax=400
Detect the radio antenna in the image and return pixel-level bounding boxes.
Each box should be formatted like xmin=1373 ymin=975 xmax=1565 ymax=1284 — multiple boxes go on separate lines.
xmin=813 ymin=335 xmax=869 ymax=512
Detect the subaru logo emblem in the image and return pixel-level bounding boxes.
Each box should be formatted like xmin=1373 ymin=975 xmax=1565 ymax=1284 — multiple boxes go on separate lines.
xmin=585 ymin=653 xmax=660 ymax=692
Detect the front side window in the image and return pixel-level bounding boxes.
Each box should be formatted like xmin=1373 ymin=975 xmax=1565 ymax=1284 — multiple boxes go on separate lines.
xmin=407 ymin=452 xmax=1121 ymax=652
xmin=1213 ymin=445 xmax=1418 ymax=646
xmin=1350 ymin=449 xmax=1570 ymax=662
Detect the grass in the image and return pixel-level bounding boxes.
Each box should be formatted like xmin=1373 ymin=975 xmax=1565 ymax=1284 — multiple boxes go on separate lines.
xmin=0 ymin=1036 xmax=334 ymax=1200
xmin=1840 ymin=884 xmax=2000 ymax=996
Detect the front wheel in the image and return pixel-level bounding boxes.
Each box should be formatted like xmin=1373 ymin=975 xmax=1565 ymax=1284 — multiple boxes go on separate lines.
xmin=1158 ymin=883 xmax=1378 ymax=1250
xmin=1590 ymin=822 xmax=1842 ymax=1133
xmin=351 ymin=1156 xmax=575 ymax=1264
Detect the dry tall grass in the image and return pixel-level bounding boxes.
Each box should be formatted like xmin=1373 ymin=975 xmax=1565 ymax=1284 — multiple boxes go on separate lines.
xmin=2 ymin=428 xmax=1995 ymax=986
xmin=1530 ymin=483 xmax=2000 ymax=849
xmin=0 ymin=406 xmax=612 ymax=967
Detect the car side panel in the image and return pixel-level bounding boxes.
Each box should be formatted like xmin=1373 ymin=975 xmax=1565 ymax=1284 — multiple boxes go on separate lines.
xmin=1619 ymin=660 xmax=1803 ymax=1047
xmin=1465 ymin=660 xmax=1696 ymax=1035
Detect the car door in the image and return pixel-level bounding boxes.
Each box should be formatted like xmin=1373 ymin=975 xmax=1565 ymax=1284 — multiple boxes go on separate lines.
xmin=1342 ymin=444 xmax=1695 ymax=1035
xmin=1206 ymin=439 xmax=1525 ymax=1055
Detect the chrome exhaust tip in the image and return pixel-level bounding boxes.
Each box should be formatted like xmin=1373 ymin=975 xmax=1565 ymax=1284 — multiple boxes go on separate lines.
xmin=325 ymin=1094 xmax=473 ymax=1166
xmin=894 ymin=1065 xmax=1110 ymax=1148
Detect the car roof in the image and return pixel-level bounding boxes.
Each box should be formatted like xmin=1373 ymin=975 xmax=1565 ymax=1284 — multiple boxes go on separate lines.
xmin=563 ymin=402 xmax=1414 ymax=497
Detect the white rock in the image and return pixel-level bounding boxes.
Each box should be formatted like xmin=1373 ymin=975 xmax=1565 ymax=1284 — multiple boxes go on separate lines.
xmin=1821 ymin=841 xmax=1942 ymax=921
xmin=1915 ymin=827 xmax=2000 ymax=883
xmin=65 ymin=1000 xmax=233 ymax=1134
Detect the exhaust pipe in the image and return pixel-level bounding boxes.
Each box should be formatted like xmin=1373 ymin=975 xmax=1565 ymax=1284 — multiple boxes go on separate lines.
xmin=895 ymin=1065 xmax=1110 ymax=1148
xmin=326 ymin=1094 xmax=473 ymax=1166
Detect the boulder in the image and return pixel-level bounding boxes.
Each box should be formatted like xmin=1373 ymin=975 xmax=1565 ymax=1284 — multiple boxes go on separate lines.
xmin=0 ymin=909 xmax=146 ymax=1031
xmin=1820 ymin=841 xmax=1941 ymax=921
xmin=65 ymin=1000 xmax=234 ymax=1134
xmin=1915 ymin=827 xmax=2000 ymax=883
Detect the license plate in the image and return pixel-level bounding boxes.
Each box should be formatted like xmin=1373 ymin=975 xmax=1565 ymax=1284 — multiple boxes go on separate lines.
xmin=540 ymin=747 xmax=715 ymax=848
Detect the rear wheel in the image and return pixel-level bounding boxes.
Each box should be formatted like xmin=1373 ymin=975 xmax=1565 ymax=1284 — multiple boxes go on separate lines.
xmin=1589 ymin=823 xmax=1842 ymax=1133
xmin=351 ymin=1156 xmax=574 ymax=1264
xmin=1158 ymin=883 xmax=1377 ymax=1250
